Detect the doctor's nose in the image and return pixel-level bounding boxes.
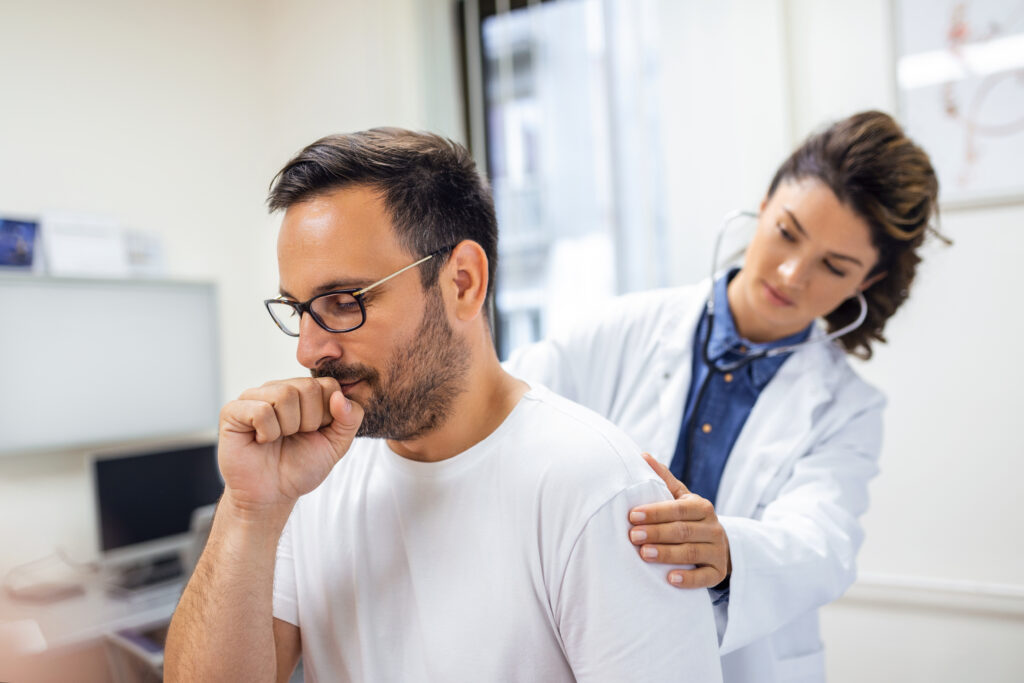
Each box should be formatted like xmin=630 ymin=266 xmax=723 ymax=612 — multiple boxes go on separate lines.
xmin=778 ymin=257 xmax=811 ymax=289
xmin=296 ymin=312 xmax=345 ymax=370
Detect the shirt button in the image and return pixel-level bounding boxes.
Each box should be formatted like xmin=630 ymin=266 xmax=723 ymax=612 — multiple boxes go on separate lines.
xmin=663 ymin=371 xmax=671 ymax=380
xmin=702 ymin=423 xmax=712 ymax=434
xmin=723 ymin=373 xmax=733 ymax=383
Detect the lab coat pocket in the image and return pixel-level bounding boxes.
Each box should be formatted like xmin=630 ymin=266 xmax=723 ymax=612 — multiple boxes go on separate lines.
xmin=775 ymin=648 xmax=826 ymax=683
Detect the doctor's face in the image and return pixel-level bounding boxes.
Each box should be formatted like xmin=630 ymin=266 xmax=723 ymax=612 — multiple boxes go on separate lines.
xmin=728 ymin=178 xmax=881 ymax=343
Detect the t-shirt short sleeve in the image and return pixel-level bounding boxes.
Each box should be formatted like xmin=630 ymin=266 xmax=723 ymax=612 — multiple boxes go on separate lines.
xmin=554 ymin=480 xmax=722 ymax=682
xmin=272 ymin=513 xmax=299 ymax=626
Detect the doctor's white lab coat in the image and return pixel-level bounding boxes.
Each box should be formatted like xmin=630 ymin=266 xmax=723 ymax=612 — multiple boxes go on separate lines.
xmin=506 ymin=281 xmax=884 ymax=683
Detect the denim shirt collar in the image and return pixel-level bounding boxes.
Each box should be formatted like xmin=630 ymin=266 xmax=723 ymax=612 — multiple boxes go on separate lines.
xmin=706 ymin=269 xmax=812 ymax=388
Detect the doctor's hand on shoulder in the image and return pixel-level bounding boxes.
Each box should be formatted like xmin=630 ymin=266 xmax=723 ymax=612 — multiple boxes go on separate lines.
xmin=217 ymin=377 xmax=364 ymax=520
xmin=628 ymin=453 xmax=731 ymax=589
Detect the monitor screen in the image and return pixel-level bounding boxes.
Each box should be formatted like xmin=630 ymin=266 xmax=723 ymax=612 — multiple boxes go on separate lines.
xmin=94 ymin=443 xmax=223 ymax=554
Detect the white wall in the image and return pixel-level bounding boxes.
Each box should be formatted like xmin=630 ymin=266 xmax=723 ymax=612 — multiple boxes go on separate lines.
xmin=0 ymin=0 xmax=272 ymax=395
xmin=0 ymin=0 xmax=460 ymax=575
xmin=656 ymin=0 xmax=792 ymax=285
xmin=0 ymin=0 xmax=264 ymax=576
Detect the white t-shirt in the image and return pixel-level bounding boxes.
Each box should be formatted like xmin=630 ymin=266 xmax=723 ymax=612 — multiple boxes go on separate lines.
xmin=273 ymin=385 xmax=722 ymax=683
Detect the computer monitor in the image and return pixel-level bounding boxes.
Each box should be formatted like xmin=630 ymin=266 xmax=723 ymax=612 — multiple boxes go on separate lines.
xmin=92 ymin=442 xmax=224 ymax=587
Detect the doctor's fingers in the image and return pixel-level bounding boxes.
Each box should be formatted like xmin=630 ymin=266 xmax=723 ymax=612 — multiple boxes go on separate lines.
xmin=666 ymin=566 xmax=726 ymax=590
xmin=637 ymin=541 xmax=726 ymax=575
xmin=629 ymin=494 xmax=716 ymax=525
xmin=629 ymin=519 xmax=724 ymax=546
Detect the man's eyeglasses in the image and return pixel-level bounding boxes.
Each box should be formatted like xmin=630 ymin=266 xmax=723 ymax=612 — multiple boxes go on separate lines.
xmin=264 ymin=246 xmax=453 ymax=337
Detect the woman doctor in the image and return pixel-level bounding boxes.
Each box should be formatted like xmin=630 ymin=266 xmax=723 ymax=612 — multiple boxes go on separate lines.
xmin=506 ymin=111 xmax=943 ymax=682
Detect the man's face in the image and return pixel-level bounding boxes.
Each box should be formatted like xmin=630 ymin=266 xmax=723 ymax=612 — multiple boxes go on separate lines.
xmin=277 ymin=185 xmax=470 ymax=440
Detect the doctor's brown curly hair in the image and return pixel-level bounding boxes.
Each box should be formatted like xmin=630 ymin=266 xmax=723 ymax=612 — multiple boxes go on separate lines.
xmin=766 ymin=110 xmax=947 ymax=359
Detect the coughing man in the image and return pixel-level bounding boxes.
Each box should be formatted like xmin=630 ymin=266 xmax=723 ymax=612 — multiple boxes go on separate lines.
xmin=164 ymin=128 xmax=721 ymax=683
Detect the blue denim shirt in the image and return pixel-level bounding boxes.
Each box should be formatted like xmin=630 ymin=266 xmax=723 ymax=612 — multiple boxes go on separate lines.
xmin=669 ymin=270 xmax=811 ymax=506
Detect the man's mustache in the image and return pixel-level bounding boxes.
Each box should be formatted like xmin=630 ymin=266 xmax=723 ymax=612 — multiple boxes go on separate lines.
xmin=312 ymin=361 xmax=378 ymax=385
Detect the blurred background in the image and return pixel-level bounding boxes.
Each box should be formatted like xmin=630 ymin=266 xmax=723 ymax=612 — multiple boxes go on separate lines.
xmin=0 ymin=0 xmax=1022 ymax=680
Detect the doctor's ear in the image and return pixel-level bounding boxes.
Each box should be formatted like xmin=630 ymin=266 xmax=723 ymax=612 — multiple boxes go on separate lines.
xmin=858 ymin=270 xmax=887 ymax=292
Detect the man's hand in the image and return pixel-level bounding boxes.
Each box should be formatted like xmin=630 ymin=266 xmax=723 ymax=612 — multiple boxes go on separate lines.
xmin=217 ymin=377 xmax=364 ymax=516
xmin=166 ymin=376 xmax=360 ymax=682
xmin=628 ymin=453 xmax=731 ymax=589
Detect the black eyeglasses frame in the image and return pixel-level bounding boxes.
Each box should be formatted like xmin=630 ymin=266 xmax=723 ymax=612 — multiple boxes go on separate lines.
xmin=263 ymin=245 xmax=455 ymax=337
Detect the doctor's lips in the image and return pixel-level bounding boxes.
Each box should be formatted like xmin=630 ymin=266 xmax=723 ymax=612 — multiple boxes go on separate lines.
xmin=762 ymin=280 xmax=795 ymax=306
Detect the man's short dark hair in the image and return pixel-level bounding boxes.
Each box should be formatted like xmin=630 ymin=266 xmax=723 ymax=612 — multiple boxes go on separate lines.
xmin=267 ymin=128 xmax=498 ymax=307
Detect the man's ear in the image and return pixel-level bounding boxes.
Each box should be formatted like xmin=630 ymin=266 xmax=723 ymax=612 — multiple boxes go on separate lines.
xmin=444 ymin=240 xmax=489 ymax=322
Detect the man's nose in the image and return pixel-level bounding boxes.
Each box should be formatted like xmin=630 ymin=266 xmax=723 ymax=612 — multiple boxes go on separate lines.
xmin=296 ymin=312 xmax=344 ymax=370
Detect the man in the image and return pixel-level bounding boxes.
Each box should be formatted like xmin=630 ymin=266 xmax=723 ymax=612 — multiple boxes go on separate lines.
xmin=164 ymin=128 xmax=720 ymax=682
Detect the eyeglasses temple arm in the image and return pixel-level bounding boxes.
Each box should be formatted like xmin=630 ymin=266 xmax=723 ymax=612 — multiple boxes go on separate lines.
xmin=353 ymin=253 xmax=435 ymax=296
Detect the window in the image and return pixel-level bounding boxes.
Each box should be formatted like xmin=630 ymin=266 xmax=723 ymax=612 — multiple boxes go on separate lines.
xmin=461 ymin=0 xmax=669 ymax=358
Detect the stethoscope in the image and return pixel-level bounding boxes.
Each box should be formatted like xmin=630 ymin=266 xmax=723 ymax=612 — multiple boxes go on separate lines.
xmin=677 ymin=211 xmax=869 ymax=483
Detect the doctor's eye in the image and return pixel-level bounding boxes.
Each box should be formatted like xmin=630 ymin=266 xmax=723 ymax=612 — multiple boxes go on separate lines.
xmin=776 ymin=223 xmax=796 ymax=242
xmin=823 ymin=259 xmax=846 ymax=277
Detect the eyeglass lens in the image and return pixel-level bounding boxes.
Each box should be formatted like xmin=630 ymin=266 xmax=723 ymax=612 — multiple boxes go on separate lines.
xmin=267 ymin=292 xmax=363 ymax=335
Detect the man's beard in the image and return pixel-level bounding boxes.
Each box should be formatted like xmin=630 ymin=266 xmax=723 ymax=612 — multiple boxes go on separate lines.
xmin=312 ymin=287 xmax=470 ymax=440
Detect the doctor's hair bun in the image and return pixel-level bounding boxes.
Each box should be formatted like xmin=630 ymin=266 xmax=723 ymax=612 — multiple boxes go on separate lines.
xmin=766 ymin=110 xmax=947 ymax=359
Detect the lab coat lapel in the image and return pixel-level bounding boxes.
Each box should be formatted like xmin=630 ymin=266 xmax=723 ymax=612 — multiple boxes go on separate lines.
xmin=715 ymin=328 xmax=835 ymax=518
xmin=651 ymin=282 xmax=709 ymax=466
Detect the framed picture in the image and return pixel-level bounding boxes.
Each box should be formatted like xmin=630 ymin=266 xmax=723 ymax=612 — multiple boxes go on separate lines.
xmin=0 ymin=218 xmax=39 ymax=270
xmin=894 ymin=0 xmax=1024 ymax=208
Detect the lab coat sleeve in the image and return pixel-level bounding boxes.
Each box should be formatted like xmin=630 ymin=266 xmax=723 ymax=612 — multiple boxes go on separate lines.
xmin=716 ymin=392 xmax=883 ymax=654
xmin=555 ymin=483 xmax=723 ymax=682
xmin=504 ymin=335 xmax=582 ymax=401
xmin=504 ymin=288 xmax=675 ymax=412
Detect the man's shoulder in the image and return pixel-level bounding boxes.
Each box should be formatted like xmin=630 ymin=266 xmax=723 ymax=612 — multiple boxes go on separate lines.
xmin=511 ymin=385 xmax=667 ymax=495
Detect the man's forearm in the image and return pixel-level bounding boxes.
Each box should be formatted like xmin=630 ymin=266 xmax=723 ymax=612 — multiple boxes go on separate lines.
xmin=164 ymin=493 xmax=293 ymax=682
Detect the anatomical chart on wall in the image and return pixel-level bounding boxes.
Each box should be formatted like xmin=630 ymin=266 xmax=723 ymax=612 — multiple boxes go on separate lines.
xmin=896 ymin=0 xmax=1024 ymax=206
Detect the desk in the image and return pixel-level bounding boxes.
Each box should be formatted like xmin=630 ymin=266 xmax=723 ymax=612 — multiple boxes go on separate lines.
xmin=1 ymin=579 xmax=181 ymax=651
xmin=0 ymin=579 xmax=181 ymax=682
